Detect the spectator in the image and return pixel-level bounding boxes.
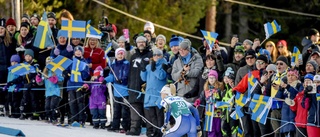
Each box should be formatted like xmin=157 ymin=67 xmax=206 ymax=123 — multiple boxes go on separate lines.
xmin=84 ymin=36 xmax=106 ymax=75
xmin=5 ymin=18 xmax=17 ymax=37
xmin=155 ymin=34 xmax=170 ymax=61
xmin=235 ymin=49 xmax=256 ymax=85
xmin=276 ymin=40 xmax=291 ymax=62
xmin=264 ymin=41 xmax=278 ymax=63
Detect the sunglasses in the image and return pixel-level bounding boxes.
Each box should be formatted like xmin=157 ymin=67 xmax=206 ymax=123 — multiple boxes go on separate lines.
xmin=276 ymin=62 xmax=284 ymax=66
xmin=153 ymin=54 xmax=162 ymax=56
xmin=246 ymin=56 xmax=254 ymax=60
xmin=277 ymin=46 xmax=283 ymax=49
xmin=256 ymin=61 xmax=265 ymax=65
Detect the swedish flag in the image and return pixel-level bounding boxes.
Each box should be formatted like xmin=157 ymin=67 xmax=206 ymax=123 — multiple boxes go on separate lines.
xmin=264 ymin=20 xmax=281 ymax=39
xmin=237 ymin=127 xmax=244 ymax=137
xmin=235 ymin=92 xmax=247 ymax=107
xmin=33 ymin=11 xmax=54 ymax=49
xmin=249 ymin=94 xmax=273 ymax=124
xmin=200 ymin=30 xmax=218 ymax=51
xmin=317 ymin=93 xmax=320 ymax=101
xmin=46 ymin=55 xmax=72 ymax=75
xmin=8 ymin=63 xmax=36 ymax=76
xmin=248 ymin=71 xmax=258 ymax=96
xmin=86 ymin=20 xmax=103 ymax=39
xmin=61 ymin=20 xmax=86 ymax=38
xmin=71 ymin=58 xmax=87 ymax=82
xmin=291 ymin=46 xmax=301 ymax=67
xmin=215 ymin=101 xmax=230 ymax=108
xmin=230 ymin=106 xmax=244 ymax=120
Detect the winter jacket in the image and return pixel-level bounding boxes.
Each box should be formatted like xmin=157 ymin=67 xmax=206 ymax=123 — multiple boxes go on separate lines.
xmin=44 ymin=71 xmax=64 ymax=97
xmin=127 ymin=48 xmax=153 ymax=103
xmin=9 ymin=61 xmax=38 ymax=89
xmin=0 ymin=36 xmax=16 ymax=71
xmin=16 ymin=33 xmax=34 ymax=60
xmin=290 ymin=91 xmax=308 ymax=128
xmin=50 ymin=43 xmax=73 ymax=59
xmin=275 ymin=82 xmax=303 ymax=133
xmin=307 ymin=93 xmax=320 ymax=127
xmin=140 ymin=58 xmax=167 ymax=108
xmin=66 ymin=57 xmax=90 ymax=91
xmin=171 ymin=52 xmax=204 ymax=101
xmin=105 ymin=59 xmax=130 ymax=97
xmin=88 ymin=81 xmax=107 ymax=109
xmin=301 ymin=37 xmax=318 ymax=55
xmin=216 ymin=57 xmax=241 ymax=78
xmin=235 ymin=65 xmax=255 ymax=85
xmin=84 ymin=47 xmax=106 ymax=75
xmin=6 ymin=69 xmax=19 ymax=92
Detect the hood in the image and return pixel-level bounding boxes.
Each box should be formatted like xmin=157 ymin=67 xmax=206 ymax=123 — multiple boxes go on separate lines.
xmin=301 ymin=37 xmax=312 ymax=47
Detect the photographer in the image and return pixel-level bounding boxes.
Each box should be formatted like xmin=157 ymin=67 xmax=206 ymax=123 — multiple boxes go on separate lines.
xmin=98 ymin=17 xmax=119 ymax=61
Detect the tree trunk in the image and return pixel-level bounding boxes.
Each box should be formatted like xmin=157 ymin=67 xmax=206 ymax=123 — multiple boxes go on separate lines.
xmin=238 ymin=5 xmax=248 ymax=40
xmin=205 ymin=0 xmax=216 ymax=32
xmin=223 ymin=1 xmax=232 ymax=43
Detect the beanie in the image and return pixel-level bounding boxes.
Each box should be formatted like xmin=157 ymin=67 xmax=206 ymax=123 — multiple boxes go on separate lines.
xmin=243 ymin=39 xmax=253 ymax=46
xmin=245 ymin=49 xmax=256 ymax=58
xmin=179 ymin=39 xmax=192 ymax=50
xmin=313 ymin=74 xmax=320 ymax=81
xmin=47 ymin=12 xmax=56 ymax=20
xmin=143 ymin=30 xmax=152 ymax=36
xmin=153 ymin=48 xmax=163 ymax=56
xmin=156 ymin=34 xmax=166 ymax=43
xmin=136 ymin=36 xmax=147 ymax=43
xmin=0 ymin=18 xmax=5 ymax=28
xmin=144 ymin=21 xmax=155 ymax=34
xmin=10 ymin=54 xmax=20 ymax=63
xmin=277 ymin=40 xmax=287 ymax=48
xmin=304 ymin=74 xmax=314 ymax=81
xmin=288 ymin=69 xmax=299 ymax=79
xmin=257 ymin=55 xmax=268 ymax=63
xmin=93 ymin=66 xmax=104 ymax=76
xmin=20 ymin=22 xmax=30 ymax=30
xmin=117 ymin=36 xmax=126 ymax=43
xmin=22 ymin=13 xmax=30 ymax=20
xmin=276 ymin=56 xmax=288 ymax=66
xmin=24 ymin=49 xmax=34 ymax=58
xmin=31 ymin=13 xmax=40 ymax=22
xmin=208 ymin=70 xmax=218 ymax=80
xmin=74 ymin=46 xmax=84 ymax=55
xmin=169 ymin=37 xmax=180 ymax=48
xmin=115 ymin=48 xmax=126 ymax=56
xmin=266 ymin=64 xmax=277 ymax=72
xmin=307 ymin=60 xmax=319 ymax=72
xmin=6 ymin=18 xmax=16 ymax=27
xmin=234 ymin=46 xmax=245 ymax=54
xmin=57 ymin=30 xmax=65 ymax=38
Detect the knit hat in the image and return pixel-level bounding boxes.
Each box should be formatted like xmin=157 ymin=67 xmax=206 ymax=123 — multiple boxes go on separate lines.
xmin=234 ymin=46 xmax=245 ymax=54
xmin=307 ymin=60 xmax=319 ymax=72
xmin=10 ymin=54 xmax=20 ymax=63
xmin=93 ymin=66 xmax=104 ymax=76
xmin=245 ymin=49 xmax=256 ymax=58
xmin=311 ymin=49 xmax=320 ymax=57
xmin=136 ymin=36 xmax=147 ymax=43
xmin=179 ymin=39 xmax=192 ymax=50
xmin=57 ymin=30 xmax=65 ymax=38
xmin=169 ymin=37 xmax=180 ymax=48
xmin=208 ymin=70 xmax=218 ymax=80
xmin=243 ymin=39 xmax=253 ymax=46
xmin=0 ymin=18 xmax=5 ymax=28
xmin=31 ymin=13 xmax=40 ymax=22
xmin=266 ymin=64 xmax=277 ymax=72
xmin=304 ymin=74 xmax=314 ymax=80
xmin=288 ymin=69 xmax=299 ymax=78
xmin=276 ymin=56 xmax=288 ymax=66
xmin=74 ymin=46 xmax=84 ymax=55
xmin=313 ymin=75 xmax=320 ymax=81
xmin=115 ymin=48 xmax=126 ymax=55
xmin=153 ymin=48 xmax=163 ymax=56
xmin=144 ymin=21 xmax=155 ymax=34
xmin=22 ymin=13 xmax=29 ymax=20
xmin=47 ymin=12 xmax=56 ymax=19
xmin=156 ymin=34 xmax=166 ymax=43
xmin=277 ymin=40 xmax=287 ymax=48
xmin=144 ymin=30 xmax=152 ymax=36
xmin=117 ymin=36 xmax=126 ymax=43
xmin=257 ymin=55 xmax=268 ymax=63
xmin=24 ymin=49 xmax=34 ymax=58
xmin=6 ymin=18 xmax=16 ymax=27
xmin=20 ymin=22 xmax=30 ymax=30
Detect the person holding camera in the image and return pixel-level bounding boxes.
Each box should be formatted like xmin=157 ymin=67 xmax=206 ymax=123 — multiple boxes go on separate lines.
xmin=305 ymin=75 xmax=320 ymax=136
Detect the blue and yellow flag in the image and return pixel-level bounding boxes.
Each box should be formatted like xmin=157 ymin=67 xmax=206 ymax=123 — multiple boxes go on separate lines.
xmin=71 ymin=58 xmax=86 ymax=82
xmin=264 ymin=20 xmax=281 ymax=39
xmin=230 ymin=106 xmax=244 ymax=120
xmin=235 ymin=92 xmax=247 ymax=107
xmin=200 ymin=30 xmax=218 ymax=51
xmin=46 ymin=55 xmax=72 ymax=75
xmin=248 ymin=71 xmax=258 ymax=97
xmin=8 ymin=63 xmax=36 ymax=76
xmin=61 ymin=20 xmax=86 ymax=38
xmin=249 ymin=94 xmax=273 ymax=125
xmin=291 ymin=46 xmax=301 ymax=67
xmin=86 ymin=20 xmax=103 ymax=39
xmin=316 ymin=93 xmax=320 ymax=101
xmin=237 ymin=127 xmax=244 ymax=137
xmin=33 ymin=11 xmax=54 ymax=49
xmin=215 ymin=101 xmax=230 ymax=108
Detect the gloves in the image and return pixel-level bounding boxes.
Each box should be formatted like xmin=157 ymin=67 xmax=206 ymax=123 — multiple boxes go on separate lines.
xmin=161 ymin=123 xmax=167 ymax=133
xmin=83 ymin=84 xmax=89 ymax=89
xmin=183 ymin=92 xmax=192 ymax=98
xmin=54 ymin=48 xmax=60 ymax=56
xmin=102 ymin=80 xmax=107 ymax=85
xmin=35 ymin=75 xmax=42 ymax=83
xmin=2 ymin=85 xmax=8 ymax=91
xmin=16 ymin=46 xmax=25 ymax=52
xmin=98 ymin=77 xmax=104 ymax=82
xmin=125 ymin=42 xmax=131 ymax=51
xmin=194 ymin=99 xmax=201 ymax=107
xmin=162 ymin=64 xmax=169 ymax=72
xmin=66 ymin=45 xmax=73 ymax=52
xmin=48 ymin=76 xmax=58 ymax=84
xmin=151 ymin=60 xmax=156 ymax=72
xmin=284 ymin=98 xmax=295 ymax=106
xmin=137 ymin=62 xmax=146 ymax=72
xmin=116 ymin=79 xmax=123 ymax=84
xmin=104 ymin=66 xmax=111 ymax=77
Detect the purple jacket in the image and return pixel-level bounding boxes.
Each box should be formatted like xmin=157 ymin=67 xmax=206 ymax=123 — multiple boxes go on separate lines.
xmin=88 ymin=82 xmax=107 ymax=109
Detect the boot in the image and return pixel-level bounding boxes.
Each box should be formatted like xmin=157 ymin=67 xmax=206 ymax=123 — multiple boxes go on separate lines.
xmin=93 ymin=123 xmax=99 ymax=129
xmin=0 ymin=105 xmax=4 ymax=117
xmin=19 ymin=106 xmax=26 ymax=120
xmin=100 ymin=123 xmax=105 ymax=129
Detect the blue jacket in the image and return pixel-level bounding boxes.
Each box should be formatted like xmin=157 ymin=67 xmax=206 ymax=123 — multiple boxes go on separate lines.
xmin=275 ymin=82 xmax=303 ymax=133
xmin=105 ymin=59 xmax=130 ymax=97
xmin=66 ymin=57 xmax=90 ymax=91
xmin=45 ymin=71 xmax=64 ymax=97
xmin=50 ymin=44 xmax=73 ymax=59
xmin=140 ymin=58 xmax=167 ymax=108
xmin=7 ymin=70 xmax=19 ymax=92
xmin=307 ymin=93 xmax=320 ymax=127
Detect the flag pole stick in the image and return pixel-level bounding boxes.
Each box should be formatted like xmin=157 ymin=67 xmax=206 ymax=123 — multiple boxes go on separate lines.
xmin=83 ymin=81 xmax=102 ymax=84
xmin=259 ymin=38 xmax=268 ymax=46
xmin=0 ymin=83 xmax=7 ymax=86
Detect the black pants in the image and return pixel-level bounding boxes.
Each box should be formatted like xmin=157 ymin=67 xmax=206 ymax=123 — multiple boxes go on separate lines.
xmin=45 ymin=95 xmax=61 ymax=121
xmin=144 ymin=106 xmax=164 ymax=137
xmin=5 ymin=92 xmax=22 ymax=117
xmin=240 ymin=107 xmax=253 ymax=137
xmin=20 ymin=87 xmax=39 ymax=114
xmin=129 ymin=103 xmax=144 ymax=134
xmin=0 ymin=70 xmax=8 ymax=105
xmin=112 ymin=96 xmax=130 ymax=130
xmin=58 ymin=81 xmax=68 ymax=123
xmin=68 ymin=90 xmax=86 ymax=123
xmin=296 ymin=127 xmax=307 ymax=137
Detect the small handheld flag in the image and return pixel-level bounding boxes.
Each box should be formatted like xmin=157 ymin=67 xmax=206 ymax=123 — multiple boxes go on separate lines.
xmin=291 ymin=46 xmax=301 ymax=67
xmin=61 ymin=20 xmax=86 ymax=38
xmin=86 ymin=20 xmax=103 ymax=39
xmin=248 ymin=71 xmax=258 ymax=97
xmin=316 ymin=93 xmax=320 ymax=101
xmin=264 ymin=20 xmax=281 ymax=39
xmin=46 ymin=55 xmax=72 ymax=75
xmin=249 ymin=94 xmax=273 ymax=124
xmin=71 ymin=58 xmax=87 ymax=82
xmin=235 ymin=92 xmax=247 ymax=107
xmin=33 ymin=11 xmax=54 ymax=49
xmin=200 ymin=30 xmax=218 ymax=51
xmin=8 ymin=63 xmax=36 ymax=76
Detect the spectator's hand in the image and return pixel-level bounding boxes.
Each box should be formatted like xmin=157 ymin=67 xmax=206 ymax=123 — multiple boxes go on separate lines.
xmin=137 ymin=62 xmax=146 ymax=72
xmin=48 ymin=76 xmax=58 ymax=84
xmin=194 ymin=99 xmax=201 ymax=107
xmin=183 ymin=65 xmax=190 ymax=72
xmin=88 ymin=63 xmax=92 ymax=68
xmin=98 ymin=77 xmax=104 ymax=82
xmin=162 ymin=64 xmax=169 ymax=72
xmin=36 ymin=75 xmax=43 ymax=83
xmin=151 ymin=60 xmax=156 ymax=71
xmin=125 ymin=42 xmax=131 ymax=51
xmin=54 ymin=48 xmax=60 ymax=56
xmin=230 ymin=37 xmax=238 ymax=48
xmin=83 ymin=84 xmax=89 ymax=89
xmin=260 ymin=74 xmax=268 ymax=83
xmin=252 ymin=40 xmax=260 ymax=50
xmin=66 ymin=45 xmax=73 ymax=52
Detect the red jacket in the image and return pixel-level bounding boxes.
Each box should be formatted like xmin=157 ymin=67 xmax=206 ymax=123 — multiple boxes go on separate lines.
xmin=233 ymin=70 xmax=260 ymax=94
xmin=84 ymin=47 xmax=106 ymax=75
xmin=290 ymin=91 xmax=308 ymax=128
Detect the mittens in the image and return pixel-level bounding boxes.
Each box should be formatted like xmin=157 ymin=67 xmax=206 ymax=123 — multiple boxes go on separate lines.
xmin=194 ymin=99 xmax=201 ymax=107
xmin=36 ymin=75 xmax=43 ymax=83
xmin=98 ymin=77 xmax=104 ymax=82
xmin=66 ymin=45 xmax=73 ymax=52
xmin=54 ymin=48 xmax=60 ymax=55
xmin=48 ymin=76 xmax=58 ymax=84
xmin=83 ymin=84 xmax=89 ymax=89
